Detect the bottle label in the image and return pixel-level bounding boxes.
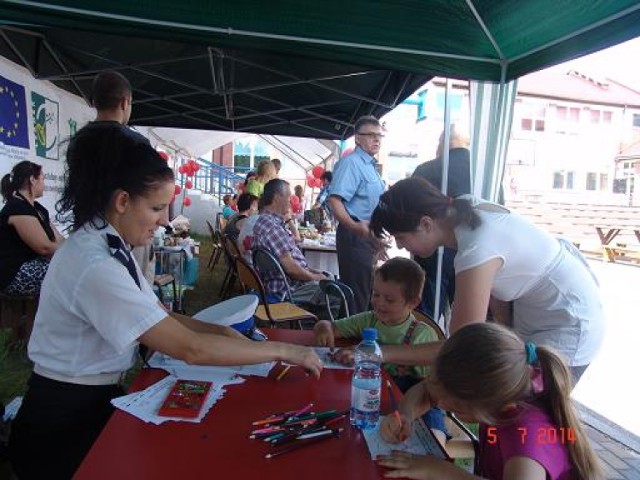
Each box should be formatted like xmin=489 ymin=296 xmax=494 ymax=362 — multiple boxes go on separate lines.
xmin=352 ymin=385 xmax=380 ymax=413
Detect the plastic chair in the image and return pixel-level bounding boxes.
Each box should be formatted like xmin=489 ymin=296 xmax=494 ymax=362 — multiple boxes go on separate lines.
xmin=234 ymin=256 xmax=317 ymax=329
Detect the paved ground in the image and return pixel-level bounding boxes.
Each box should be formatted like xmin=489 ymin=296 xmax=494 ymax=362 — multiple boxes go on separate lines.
xmin=575 ymin=259 xmax=640 ymax=477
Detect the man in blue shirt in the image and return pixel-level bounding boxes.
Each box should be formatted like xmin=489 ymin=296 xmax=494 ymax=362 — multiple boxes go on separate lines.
xmin=328 ymin=116 xmax=385 ymax=313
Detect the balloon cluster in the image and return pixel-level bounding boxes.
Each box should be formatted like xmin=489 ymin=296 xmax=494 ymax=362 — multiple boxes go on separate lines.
xmin=177 ymin=159 xmax=200 ymax=177
xmin=172 ymin=159 xmax=200 ymax=208
xmin=307 ymin=165 xmax=325 ymax=188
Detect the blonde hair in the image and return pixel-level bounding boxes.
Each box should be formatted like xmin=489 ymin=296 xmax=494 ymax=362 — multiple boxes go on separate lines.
xmin=255 ymin=160 xmax=276 ymax=182
xmin=434 ymin=323 xmax=602 ymax=480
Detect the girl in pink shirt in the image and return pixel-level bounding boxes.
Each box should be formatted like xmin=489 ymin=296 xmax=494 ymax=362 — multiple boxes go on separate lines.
xmin=377 ymin=323 xmax=602 ymax=480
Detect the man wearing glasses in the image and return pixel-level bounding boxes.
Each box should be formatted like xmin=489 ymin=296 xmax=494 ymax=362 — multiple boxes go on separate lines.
xmin=327 ymin=116 xmax=385 ymax=313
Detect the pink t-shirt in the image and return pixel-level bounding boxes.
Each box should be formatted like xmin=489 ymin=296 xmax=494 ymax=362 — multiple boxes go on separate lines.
xmin=479 ymin=403 xmax=576 ymax=480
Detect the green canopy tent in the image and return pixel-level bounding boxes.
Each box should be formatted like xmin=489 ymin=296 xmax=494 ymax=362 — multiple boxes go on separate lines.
xmin=1 ymin=0 xmax=640 ymax=138
xmin=2 ymin=0 xmax=639 ymax=323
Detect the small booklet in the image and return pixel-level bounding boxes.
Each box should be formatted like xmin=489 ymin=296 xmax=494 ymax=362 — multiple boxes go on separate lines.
xmin=157 ymin=379 xmax=212 ymax=418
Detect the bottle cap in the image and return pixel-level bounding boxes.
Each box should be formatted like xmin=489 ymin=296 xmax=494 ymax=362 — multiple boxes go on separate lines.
xmin=362 ymin=328 xmax=377 ymax=342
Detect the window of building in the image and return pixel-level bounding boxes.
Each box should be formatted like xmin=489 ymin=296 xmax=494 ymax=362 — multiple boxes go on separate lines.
xmin=553 ymin=172 xmax=564 ymax=189
xmin=553 ymin=170 xmax=576 ymax=189
xmin=589 ymin=110 xmax=601 ymax=124
xmin=586 ymin=172 xmax=597 ymax=190
xmin=599 ymin=173 xmax=609 ymax=192
xmin=603 ymin=111 xmax=613 ymax=123
xmin=554 ymin=105 xmax=580 ymax=134
xmin=633 ymin=114 xmax=640 ymax=128
xmin=520 ymin=103 xmax=546 ymax=132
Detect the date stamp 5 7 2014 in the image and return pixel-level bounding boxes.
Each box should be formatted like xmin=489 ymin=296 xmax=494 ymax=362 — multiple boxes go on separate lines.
xmin=487 ymin=426 xmax=577 ymax=445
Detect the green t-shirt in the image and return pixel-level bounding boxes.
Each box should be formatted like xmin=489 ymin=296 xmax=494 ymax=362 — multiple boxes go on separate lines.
xmin=245 ymin=179 xmax=264 ymax=198
xmin=333 ymin=311 xmax=439 ymax=379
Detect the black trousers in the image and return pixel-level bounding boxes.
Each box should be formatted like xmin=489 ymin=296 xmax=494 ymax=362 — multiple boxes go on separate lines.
xmin=336 ymin=224 xmax=375 ymax=314
xmin=9 ymin=373 xmax=124 ymax=480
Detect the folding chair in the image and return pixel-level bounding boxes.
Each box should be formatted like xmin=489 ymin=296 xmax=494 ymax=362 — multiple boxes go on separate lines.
xmin=412 ymin=309 xmax=446 ymax=340
xmin=205 ymin=220 xmax=223 ymax=271
xmin=318 ymin=279 xmax=354 ymax=322
xmin=234 ymin=256 xmax=317 ymax=329
xmin=218 ymin=233 xmax=241 ymax=299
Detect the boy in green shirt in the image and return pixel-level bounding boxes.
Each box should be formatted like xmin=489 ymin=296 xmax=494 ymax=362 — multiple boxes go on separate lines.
xmin=314 ymin=257 xmax=446 ymax=435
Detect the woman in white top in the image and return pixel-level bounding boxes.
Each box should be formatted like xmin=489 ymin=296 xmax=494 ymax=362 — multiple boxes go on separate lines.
xmin=9 ymin=124 xmax=323 ymax=480
xmin=369 ymin=177 xmax=604 ymax=384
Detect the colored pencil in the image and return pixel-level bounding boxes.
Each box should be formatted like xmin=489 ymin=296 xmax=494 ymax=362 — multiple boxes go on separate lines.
xmin=265 ymin=429 xmax=343 ymax=459
xmin=276 ymin=364 xmax=292 ymax=381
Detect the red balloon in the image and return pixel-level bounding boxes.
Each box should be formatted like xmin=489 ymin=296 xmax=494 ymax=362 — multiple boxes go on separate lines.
xmin=183 ymin=197 xmax=192 ymax=207
xmin=341 ymin=147 xmax=354 ymax=158
xmin=174 ymin=185 xmax=182 ymax=195
xmin=313 ymin=178 xmax=323 ymax=188
xmin=312 ymin=165 xmax=325 ymax=179
xmin=158 ymin=151 xmax=170 ymax=161
xmin=306 ymin=175 xmax=316 ymax=188
xmin=178 ymin=165 xmax=186 ymax=175
xmin=185 ymin=180 xmax=193 ymax=189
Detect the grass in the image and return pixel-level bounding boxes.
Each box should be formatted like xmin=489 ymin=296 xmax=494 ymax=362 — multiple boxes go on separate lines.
xmin=0 ymin=234 xmax=229 ymax=405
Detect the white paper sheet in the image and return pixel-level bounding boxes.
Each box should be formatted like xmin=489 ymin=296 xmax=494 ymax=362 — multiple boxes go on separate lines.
xmin=148 ymin=352 xmax=276 ymax=378
xmin=362 ymin=419 xmax=447 ymax=460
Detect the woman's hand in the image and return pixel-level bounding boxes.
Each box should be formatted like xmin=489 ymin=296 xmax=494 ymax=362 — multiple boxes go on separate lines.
xmin=282 ymin=344 xmax=323 ymax=378
xmin=377 ymin=451 xmax=468 ymax=479
xmin=380 ymin=412 xmax=411 ymax=443
xmin=313 ymin=321 xmax=335 ymax=347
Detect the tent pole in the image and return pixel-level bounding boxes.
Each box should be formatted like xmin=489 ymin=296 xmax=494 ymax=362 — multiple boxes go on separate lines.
xmin=434 ymin=78 xmax=453 ymax=330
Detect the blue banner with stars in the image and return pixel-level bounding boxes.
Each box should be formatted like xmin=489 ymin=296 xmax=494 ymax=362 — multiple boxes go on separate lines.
xmin=0 ymin=74 xmax=30 ymax=149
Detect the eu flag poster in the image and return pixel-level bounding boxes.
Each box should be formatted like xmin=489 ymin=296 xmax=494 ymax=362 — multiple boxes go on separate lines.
xmin=0 ymin=74 xmax=30 ymax=149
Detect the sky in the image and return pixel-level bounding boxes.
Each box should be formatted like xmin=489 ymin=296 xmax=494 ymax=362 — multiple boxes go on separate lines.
xmin=551 ymin=36 xmax=640 ymax=89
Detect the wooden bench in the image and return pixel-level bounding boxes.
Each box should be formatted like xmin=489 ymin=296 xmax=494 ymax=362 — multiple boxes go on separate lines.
xmin=507 ymin=201 xmax=640 ymax=256
xmin=0 ymin=292 xmax=38 ymax=345
xmin=603 ymin=245 xmax=640 ymax=264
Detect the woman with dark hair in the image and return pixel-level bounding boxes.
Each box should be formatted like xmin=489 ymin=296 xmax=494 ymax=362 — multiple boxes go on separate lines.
xmin=369 ymin=177 xmax=604 ymax=385
xmin=0 ymin=161 xmax=64 ymax=295
xmin=9 ymin=124 xmax=323 ymax=479
xmin=224 ymin=192 xmax=258 ymax=243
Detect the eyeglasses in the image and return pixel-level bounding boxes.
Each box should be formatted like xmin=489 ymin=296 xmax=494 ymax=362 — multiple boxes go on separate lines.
xmin=356 ymin=132 xmax=384 ymax=139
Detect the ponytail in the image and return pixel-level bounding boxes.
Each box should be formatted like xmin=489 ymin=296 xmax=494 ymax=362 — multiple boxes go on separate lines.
xmin=1 ymin=173 xmax=13 ymax=202
xmin=1 ymin=161 xmax=42 ymax=202
xmin=536 ymin=347 xmax=603 ymax=480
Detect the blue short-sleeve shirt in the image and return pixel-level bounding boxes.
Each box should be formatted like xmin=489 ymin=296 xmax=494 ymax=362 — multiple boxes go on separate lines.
xmin=329 ymin=146 xmax=385 ymax=221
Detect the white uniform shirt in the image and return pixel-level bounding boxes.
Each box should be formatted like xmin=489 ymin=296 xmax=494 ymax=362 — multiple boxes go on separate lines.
xmin=29 ymin=221 xmax=168 ymax=378
xmin=454 ymin=199 xmax=604 ymax=366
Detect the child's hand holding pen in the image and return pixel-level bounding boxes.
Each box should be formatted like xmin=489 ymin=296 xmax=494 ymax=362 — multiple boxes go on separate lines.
xmin=380 ymin=411 xmax=411 ymax=444
xmin=381 ymin=380 xmax=410 ymax=443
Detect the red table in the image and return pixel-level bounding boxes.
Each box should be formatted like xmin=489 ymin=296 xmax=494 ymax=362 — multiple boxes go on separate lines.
xmin=74 ymin=329 xmax=395 ymax=479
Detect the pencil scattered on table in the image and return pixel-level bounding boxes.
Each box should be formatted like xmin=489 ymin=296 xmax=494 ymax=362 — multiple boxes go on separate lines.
xmin=250 ymin=404 xmax=347 ymax=457
xmin=265 ymin=428 xmax=344 ymax=459
xmin=276 ymin=364 xmax=292 ymax=381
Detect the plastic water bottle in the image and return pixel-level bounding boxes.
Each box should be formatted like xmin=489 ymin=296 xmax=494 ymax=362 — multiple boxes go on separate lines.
xmin=350 ymin=328 xmax=382 ymax=430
